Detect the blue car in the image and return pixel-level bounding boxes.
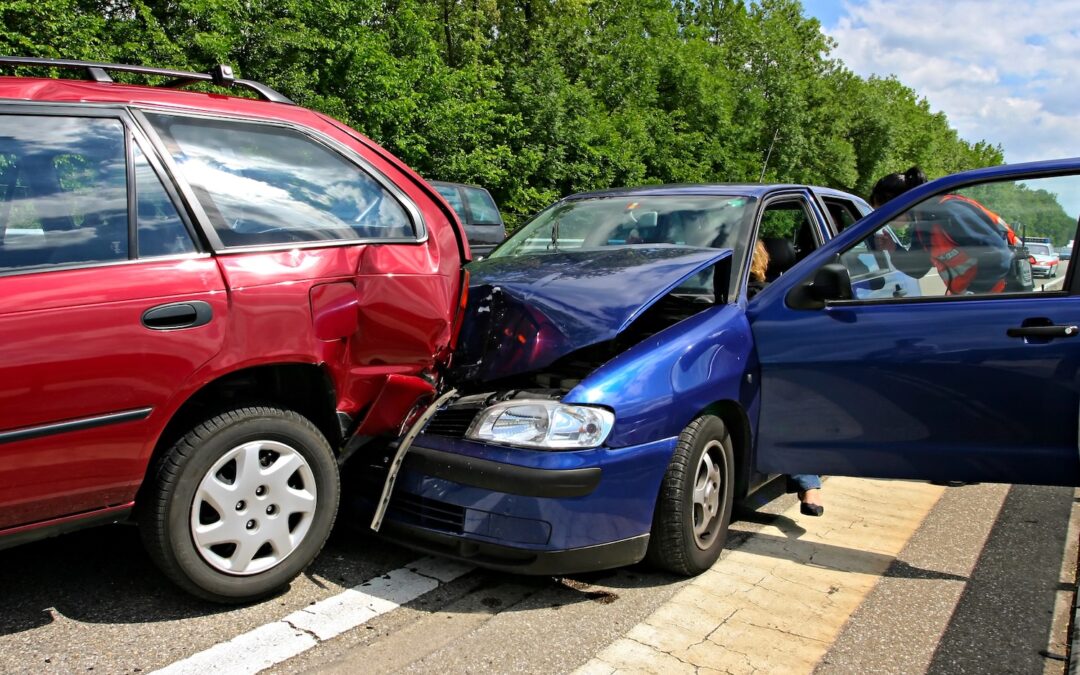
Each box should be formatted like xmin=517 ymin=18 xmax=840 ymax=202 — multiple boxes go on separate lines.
xmin=377 ymin=168 xmax=1080 ymax=576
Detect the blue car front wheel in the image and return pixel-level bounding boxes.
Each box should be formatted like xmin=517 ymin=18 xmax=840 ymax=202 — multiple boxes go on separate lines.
xmin=645 ymin=415 xmax=735 ymax=575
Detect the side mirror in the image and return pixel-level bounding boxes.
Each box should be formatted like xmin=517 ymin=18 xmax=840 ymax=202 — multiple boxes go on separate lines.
xmin=786 ymin=261 xmax=855 ymax=310
xmin=809 ymin=263 xmax=854 ymax=302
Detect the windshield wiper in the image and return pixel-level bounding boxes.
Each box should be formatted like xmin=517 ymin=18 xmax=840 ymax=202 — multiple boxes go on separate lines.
xmin=551 ymin=216 xmax=560 ymax=253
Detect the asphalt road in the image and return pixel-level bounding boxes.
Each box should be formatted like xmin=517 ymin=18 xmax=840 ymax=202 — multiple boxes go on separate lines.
xmin=1 ymin=476 xmax=1075 ymax=674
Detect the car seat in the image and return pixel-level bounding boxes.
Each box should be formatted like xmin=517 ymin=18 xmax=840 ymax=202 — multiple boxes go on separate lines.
xmin=762 ymin=237 xmax=796 ymax=281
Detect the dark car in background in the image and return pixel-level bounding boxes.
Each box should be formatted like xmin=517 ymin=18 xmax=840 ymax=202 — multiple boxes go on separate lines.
xmin=431 ymin=181 xmax=506 ymax=257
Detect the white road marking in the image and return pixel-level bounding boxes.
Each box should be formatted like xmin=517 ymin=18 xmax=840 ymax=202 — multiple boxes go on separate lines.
xmin=151 ymin=557 xmax=474 ymax=675
xmin=1039 ymin=273 xmax=1067 ymax=291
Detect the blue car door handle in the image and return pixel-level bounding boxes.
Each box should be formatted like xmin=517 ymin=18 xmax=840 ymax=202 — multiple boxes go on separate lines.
xmin=1007 ymin=324 xmax=1078 ymax=339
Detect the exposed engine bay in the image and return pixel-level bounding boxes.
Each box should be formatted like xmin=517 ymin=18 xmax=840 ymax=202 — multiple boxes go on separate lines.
xmin=460 ymin=290 xmax=716 ymax=395
xmin=449 ymin=247 xmax=731 ymax=389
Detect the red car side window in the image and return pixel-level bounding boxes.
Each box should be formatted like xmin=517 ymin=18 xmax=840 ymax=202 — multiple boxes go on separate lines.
xmin=0 ymin=115 xmax=129 ymax=271
xmin=145 ymin=113 xmax=414 ymax=247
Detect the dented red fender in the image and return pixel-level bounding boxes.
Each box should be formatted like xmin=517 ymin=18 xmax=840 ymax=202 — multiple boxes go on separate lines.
xmin=352 ymin=373 xmax=437 ymax=437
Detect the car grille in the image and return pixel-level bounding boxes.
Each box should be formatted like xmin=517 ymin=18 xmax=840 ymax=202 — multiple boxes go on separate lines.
xmin=388 ymin=493 xmax=466 ymax=534
xmin=423 ymin=404 xmax=482 ymax=438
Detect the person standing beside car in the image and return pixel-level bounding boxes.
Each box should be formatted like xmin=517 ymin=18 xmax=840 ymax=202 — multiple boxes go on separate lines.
xmin=869 ymin=167 xmax=1015 ymax=295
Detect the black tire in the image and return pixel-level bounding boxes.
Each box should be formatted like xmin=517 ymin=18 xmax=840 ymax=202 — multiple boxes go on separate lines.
xmin=645 ymin=415 xmax=735 ymax=576
xmin=139 ymin=406 xmax=339 ymax=603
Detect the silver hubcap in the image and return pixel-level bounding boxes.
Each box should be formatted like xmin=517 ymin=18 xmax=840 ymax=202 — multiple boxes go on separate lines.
xmin=692 ymin=441 xmax=724 ymax=550
xmin=191 ymin=440 xmax=317 ymax=575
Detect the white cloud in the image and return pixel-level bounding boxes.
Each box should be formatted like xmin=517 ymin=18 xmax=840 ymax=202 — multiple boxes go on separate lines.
xmin=822 ymin=0 xmax=1080 ymax=164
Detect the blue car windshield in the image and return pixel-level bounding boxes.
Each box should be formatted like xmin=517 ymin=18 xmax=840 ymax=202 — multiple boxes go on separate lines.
xmin=489 ymin=195 xmax=757 ymax=297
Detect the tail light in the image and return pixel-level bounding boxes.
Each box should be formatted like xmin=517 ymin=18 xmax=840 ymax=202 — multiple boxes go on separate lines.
xmin=1029 ymin=256 xmax=1037 ymax=264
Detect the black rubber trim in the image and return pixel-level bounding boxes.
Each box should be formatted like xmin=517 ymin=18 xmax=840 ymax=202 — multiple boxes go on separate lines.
xmin=403 ymin=444 xmax=602 ymax=498
xmin=381 ymin=520 xmax=649 ymax=575
xmin=0 ymin=407 xmax=153 ymax=446
xmin=0 ymin=506 xmax=134 ymax=552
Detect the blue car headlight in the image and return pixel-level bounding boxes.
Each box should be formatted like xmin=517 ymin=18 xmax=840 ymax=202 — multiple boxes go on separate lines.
xmin=466 ymin=400 xmax=615 ymax=450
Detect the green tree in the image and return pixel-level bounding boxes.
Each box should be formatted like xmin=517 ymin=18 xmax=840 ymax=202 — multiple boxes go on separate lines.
xmin=0 ymin=0 xmax=1007 ymax=229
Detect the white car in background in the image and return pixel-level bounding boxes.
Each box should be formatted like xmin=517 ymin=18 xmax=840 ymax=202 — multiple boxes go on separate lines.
xmin=1027 ymin=242 xmax=1061 ymax=277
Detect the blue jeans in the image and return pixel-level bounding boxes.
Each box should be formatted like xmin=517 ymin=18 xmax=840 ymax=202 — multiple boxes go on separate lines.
xmin=788 ymin=474 xmax=822 ymax=492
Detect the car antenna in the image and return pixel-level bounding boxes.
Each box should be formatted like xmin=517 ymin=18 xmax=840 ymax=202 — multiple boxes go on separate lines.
xmin=759 ymin=128 xmax=780 ymax=182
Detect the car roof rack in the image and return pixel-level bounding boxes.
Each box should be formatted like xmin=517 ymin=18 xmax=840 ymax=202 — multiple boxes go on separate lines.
xmin=0 ymin=56 xmax=295 ymax=105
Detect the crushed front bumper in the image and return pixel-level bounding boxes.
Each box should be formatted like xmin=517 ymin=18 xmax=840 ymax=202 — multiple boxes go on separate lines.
xmin=379 ymin=434 xmax=678 ymax=575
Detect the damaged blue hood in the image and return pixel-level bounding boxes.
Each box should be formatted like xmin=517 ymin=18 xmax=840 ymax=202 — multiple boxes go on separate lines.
xmin=452 ymin=246 xmax=731 ymax=383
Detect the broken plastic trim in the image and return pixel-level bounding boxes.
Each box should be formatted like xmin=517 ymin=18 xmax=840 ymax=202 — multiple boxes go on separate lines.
xmin=370 ymin=388 xmax=459 ymax=532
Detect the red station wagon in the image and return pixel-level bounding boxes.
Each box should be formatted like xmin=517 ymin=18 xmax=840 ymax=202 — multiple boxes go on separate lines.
xmin=0 ymin=58 xmax=468 ymax=602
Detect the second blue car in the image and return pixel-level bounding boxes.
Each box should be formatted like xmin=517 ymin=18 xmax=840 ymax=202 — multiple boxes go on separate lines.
xmin=380 ymin=168 xmax=1080 ymax=576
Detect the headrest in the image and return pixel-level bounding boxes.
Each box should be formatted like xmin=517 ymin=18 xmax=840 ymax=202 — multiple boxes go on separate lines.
xmin=762 ymin=237 xmax=796 ymax=280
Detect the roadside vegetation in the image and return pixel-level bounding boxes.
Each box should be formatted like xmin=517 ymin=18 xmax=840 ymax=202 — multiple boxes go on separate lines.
xmin=2 ymin=0 xmax=1007 ymax=230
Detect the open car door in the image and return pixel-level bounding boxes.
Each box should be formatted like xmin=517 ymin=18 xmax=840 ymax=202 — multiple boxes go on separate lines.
xmin=747 ymin=161 xmax=1080 ymax=486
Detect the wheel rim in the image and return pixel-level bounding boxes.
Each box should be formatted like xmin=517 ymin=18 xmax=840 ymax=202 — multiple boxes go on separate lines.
xmin=190 ymin=440 xmax=318 ymax=576
xmin=692 ymin=440 xmax=725 ymax=550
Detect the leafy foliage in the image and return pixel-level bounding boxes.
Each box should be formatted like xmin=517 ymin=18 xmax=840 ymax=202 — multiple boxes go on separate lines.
xmin=966 ymin=182 xmax=1077 ymax=247
xmin=1 ymin=0 xmax=1013 ymax=231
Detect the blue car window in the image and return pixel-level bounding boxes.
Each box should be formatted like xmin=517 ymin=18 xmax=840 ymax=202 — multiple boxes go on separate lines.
xmin=842 ymin=175 xmax=1080 ymax=299
xmin=490 ymin=195 xmax=756 ymax=299
xmin=823 ymin=197 xmax=864 ymax=232
xmin=842 ymin=240 xmax=883 ymax=276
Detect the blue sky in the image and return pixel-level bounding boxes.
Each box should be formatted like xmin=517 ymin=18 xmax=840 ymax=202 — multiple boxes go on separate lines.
xmin=801 ymin=0 xmax=1080 ymax=167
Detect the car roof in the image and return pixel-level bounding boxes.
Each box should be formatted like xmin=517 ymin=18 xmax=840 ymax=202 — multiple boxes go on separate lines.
xmin=0 ymin=76 xmax=324 ymax=126
xmin=564 ymin=183 xmax=862 ymax=201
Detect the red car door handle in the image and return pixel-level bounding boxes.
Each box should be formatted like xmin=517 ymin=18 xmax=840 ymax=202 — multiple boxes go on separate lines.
xmin=1006 ymin=324 xmax=1078 ymax=339
xmin=142 ymin=301 xmax=213 ymax=330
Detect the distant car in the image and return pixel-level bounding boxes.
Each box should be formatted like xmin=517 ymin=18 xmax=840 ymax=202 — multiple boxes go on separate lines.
xmin=1059 ymin=245 xmax=1072 ymax=261
xmin=1027 ymin=242 xmax=1061 ymax=277
xmin=430 ymin=181 xmax=506 ymax=257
